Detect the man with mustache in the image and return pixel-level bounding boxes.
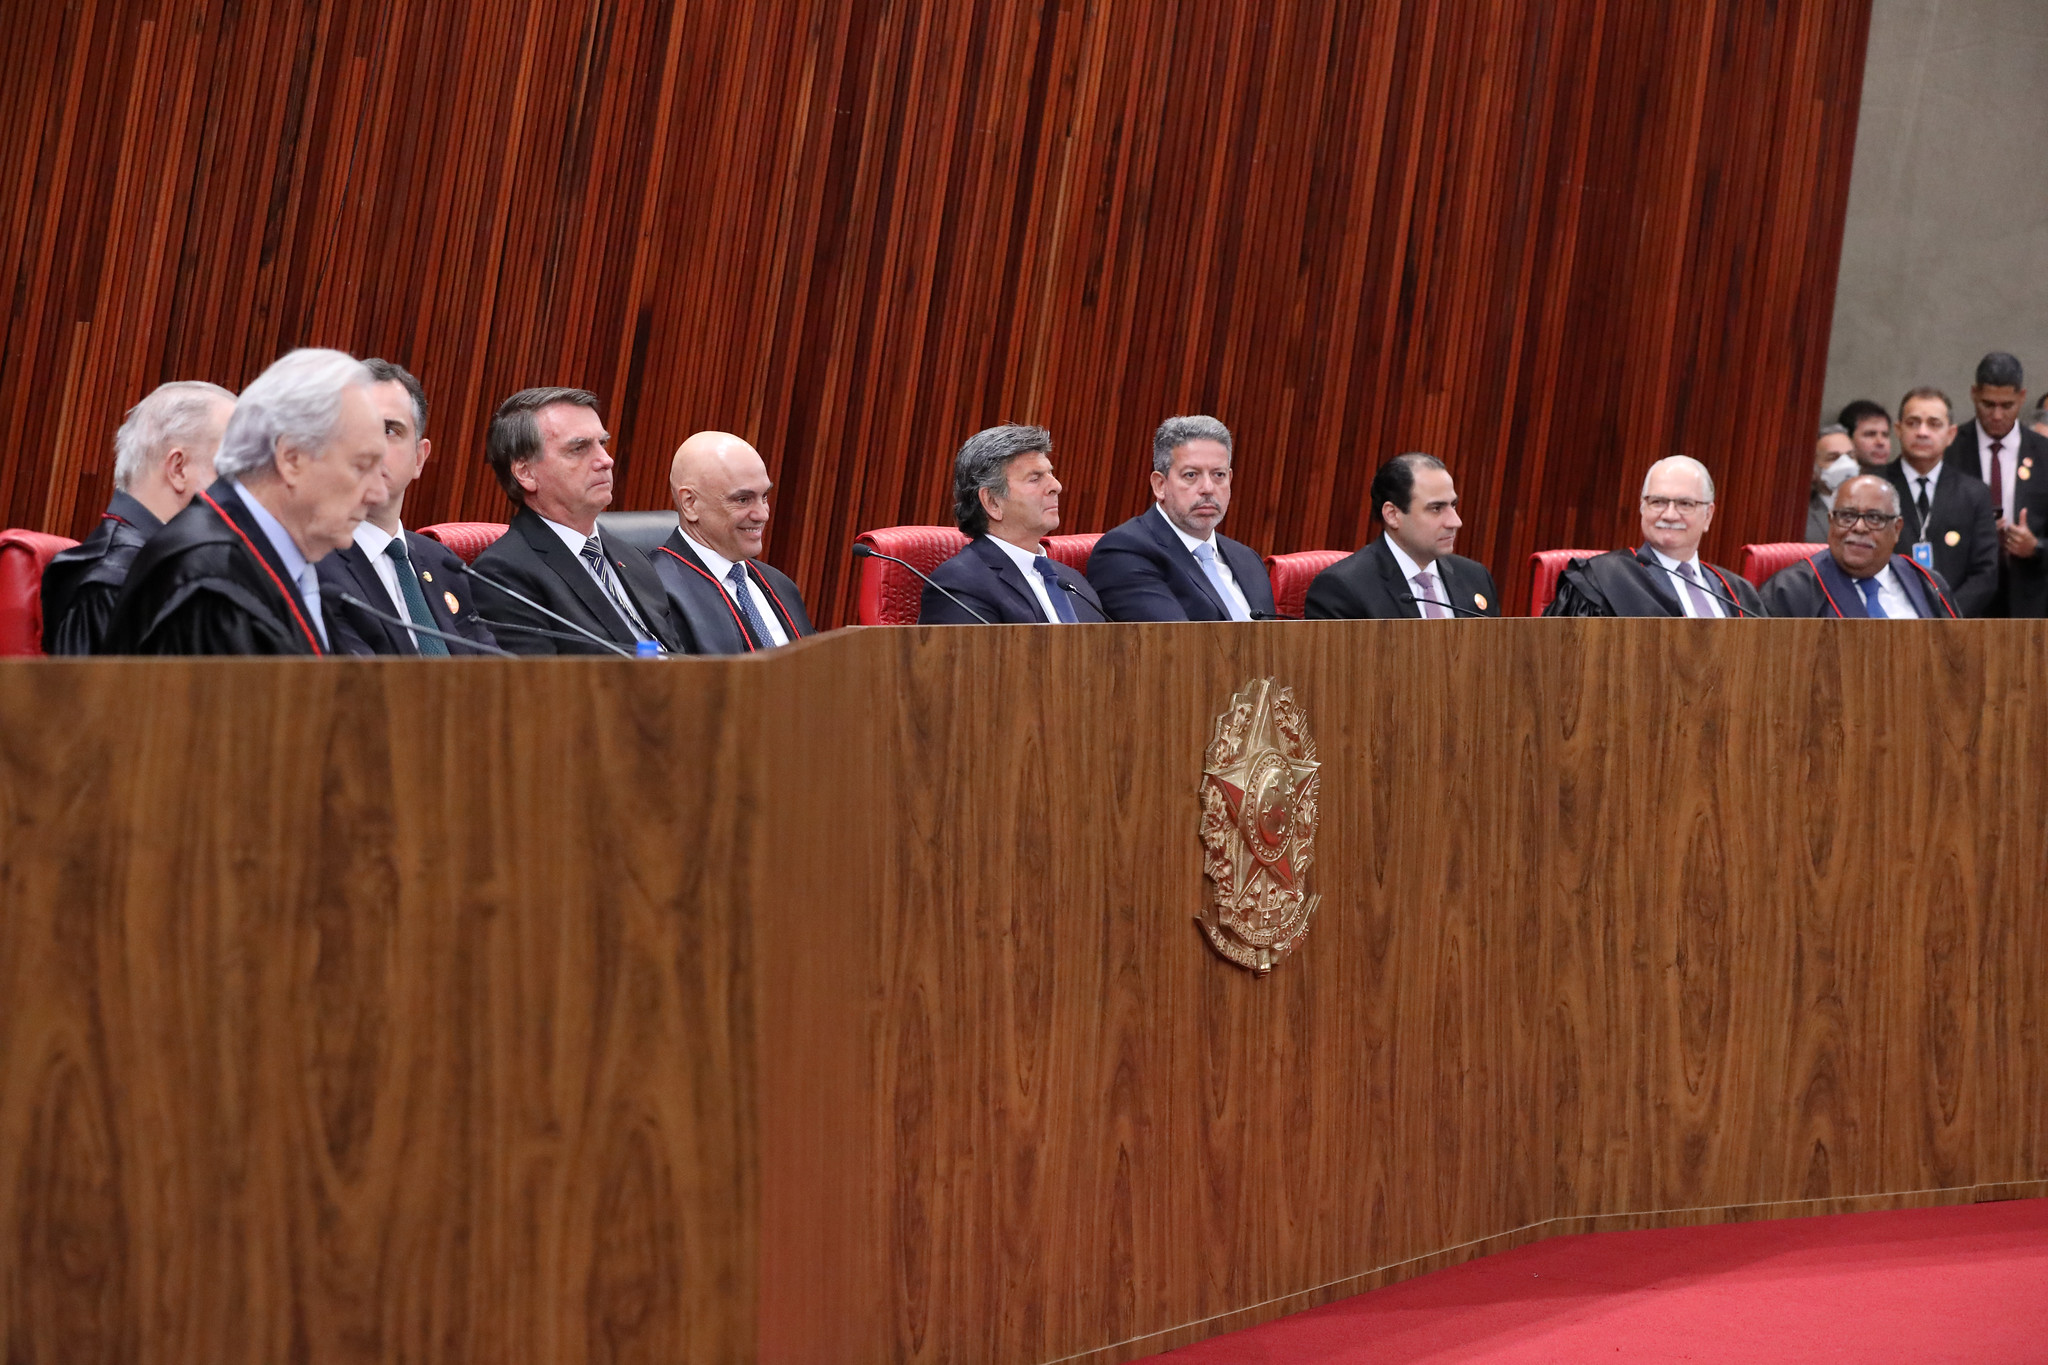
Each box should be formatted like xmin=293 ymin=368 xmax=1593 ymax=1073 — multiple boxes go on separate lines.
xmin=1761 ymin=474 xmax=1957 ymax=618
xmin=649 ymin=430 xmax=814 ymax=653
xmin=1085 ymin=415 xmax=1275 ymax=622
xmin=468 ymin=387 xmax=681 ymax=655
xmin=1306 ymin=453 xmax=1500 ymax=619
xmin=919 ymin=424 xmax=1107 ymax=624
xmin=1545 ymin=455 xmax=1764 ymax=617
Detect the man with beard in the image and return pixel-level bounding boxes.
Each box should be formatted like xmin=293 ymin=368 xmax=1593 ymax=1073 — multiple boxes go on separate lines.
xmin=1761 ymin=474 xmax=1957 ymax=618
xmin=1544 ymin=456 xmax=1764 ymax=618
xmin=1305 ymin=453 xmax=1500 ymax=619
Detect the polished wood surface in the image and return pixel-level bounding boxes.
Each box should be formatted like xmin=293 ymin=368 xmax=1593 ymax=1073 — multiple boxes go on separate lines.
xmin=4 ymin=620 xmax=2043 ymax=1363
xmin=1 ymin=0 xmax=1872 ymax=621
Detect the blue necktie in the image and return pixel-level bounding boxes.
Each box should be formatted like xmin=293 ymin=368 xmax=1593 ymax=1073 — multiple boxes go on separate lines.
xmin=727 ymin=561 xmax=774 ymax=646
xmin=1856 ymin=576 xmax=1888 ymax=619
xmin=1193 ymin=541 xmax=1251 ymax=621
xmin=1033 ymin=556 xmax=1079 ymax=623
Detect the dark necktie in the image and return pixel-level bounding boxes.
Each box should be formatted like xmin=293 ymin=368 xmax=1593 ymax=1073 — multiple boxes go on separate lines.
xmin=1914 ymin=477 xmax=1930 ymax=528
xmin=581 ymin=535 xmax=658 ymax=646
xmin=726 ymin=561 xmax=773 ymax=646
xmin=384 ymin=537 xmax=449 ymax=656
xmin=1856 ymin=576 xmax=1889 ymax=619
xmin=1990 ymin=439 xmax=2006 ymax=511
xmin=1676 ymin=562 xmax=1718 ymax=618
xmin=1033 ymin=556 xmax=1079 ymax=623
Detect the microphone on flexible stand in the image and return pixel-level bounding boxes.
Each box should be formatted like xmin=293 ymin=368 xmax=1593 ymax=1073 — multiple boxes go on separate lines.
xmin=446 ymin=559 xmax=638 ymax=656
xmin=332 ymin=592 xmax=517 ymax=658
xmin=1394 ymin=592 xmax=1494 ymax=619
xmin=850 ymin=542 xmax=994 ymax=625
xmin=1630 ymin=551 xmax=1763 ymax=618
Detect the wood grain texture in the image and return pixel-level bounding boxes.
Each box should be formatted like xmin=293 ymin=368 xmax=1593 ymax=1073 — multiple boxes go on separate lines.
xmin=5 ymin=620 xmax=2047 ymax=1363
xmin=0 ymin=0 xmax=1872 ymax=622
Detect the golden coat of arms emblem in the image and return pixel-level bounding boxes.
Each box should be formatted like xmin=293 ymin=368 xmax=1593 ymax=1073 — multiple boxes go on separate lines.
xmin=1198 ymin=679 xmax=1322 ymax=973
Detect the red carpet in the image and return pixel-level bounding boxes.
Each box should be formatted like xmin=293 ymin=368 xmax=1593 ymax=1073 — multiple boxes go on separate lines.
xmin=1162 ymin=1199 xmax=2048 ymax=1363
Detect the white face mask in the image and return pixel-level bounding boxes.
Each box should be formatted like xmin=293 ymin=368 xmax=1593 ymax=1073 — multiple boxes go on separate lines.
xmin=1820 ymin=453 xmax=1860 ymax=494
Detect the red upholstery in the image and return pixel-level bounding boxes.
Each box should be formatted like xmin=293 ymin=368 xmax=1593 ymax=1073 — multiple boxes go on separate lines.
xmin=1528 ymin=549 xmax=1602 ymax=616
xmin=1264 ymin=550 xmax=1349 ymax=619
xmin=1740 ymin=541 xmax=1820 ymax=587
xmin=855 ymin=526 xmax=970 ymax=625
xmin=1043 ymin=533 xmax=1100 ymax=574
xmin=0 ymin=529 xmax=81 ymax=657
xmin=417 ymin=522 xmax=508 ymax=564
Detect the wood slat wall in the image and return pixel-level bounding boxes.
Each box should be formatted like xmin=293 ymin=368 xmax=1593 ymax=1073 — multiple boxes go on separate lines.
xmin=0 ymin=0 xmax=1872 ymax=621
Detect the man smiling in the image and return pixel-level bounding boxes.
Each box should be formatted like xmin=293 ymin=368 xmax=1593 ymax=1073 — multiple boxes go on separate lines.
xmin=1306 ymin=453 xmax=1500 ymax=619
xmin=649 ymin=430 xmax=814 ymax=653
xmin=1761 ymin=474 xmax=1957 ymax=618
xmin=1546 ymin=456 xmax=1763 ymax=617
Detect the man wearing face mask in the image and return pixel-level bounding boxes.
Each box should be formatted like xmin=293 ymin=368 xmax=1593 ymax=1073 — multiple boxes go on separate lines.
xmin=649 ymin=430 xmax=814 ymax=653
xmin=1305 ymin=453 xmax=1500 ymax=618
xmin=1545 ymin=455 xmax=1764 ymax=617
xmin=1762 ymin=475 xmax=1957 ymax=618
xmin=1085 ymin=415 xmax=1275 ymax=621
xmin=1881 ymin=387 xmax=1997 ymax=617
xmin=1805 ymin=425 xmax=1859 ymax=542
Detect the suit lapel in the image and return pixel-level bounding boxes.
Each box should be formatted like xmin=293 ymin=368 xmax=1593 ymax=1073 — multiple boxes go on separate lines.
xmin=1632 ymin=547 xmax=1685 ymax=614
xmin=973 ymin=536 xmax=1053 ymax=621
xmin=1143 ymin=509 xmax=1228 ymax=617
xmin=659 ymin=532 xmax=755 ymax=651
xmin=1368 ymin=540 xmax=1422 ymax=618
xmin=1813 ymin=551 xmax=1869 ymax=617
xmin=342 ymin=543 xmax=419 ymax=653
xmin=518 ymin=511 xmax=632 ymax=642
xmin=599 ymin=529 xmax=673 ymax=643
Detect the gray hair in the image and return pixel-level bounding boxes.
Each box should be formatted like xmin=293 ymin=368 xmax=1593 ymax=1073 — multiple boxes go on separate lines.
xmin=111 ymin=381 xmax=237 ymax=491
xmin=212 ymin=349 xmax=376 ymax=482
xmin=1817 ymin=423 xmax=1847 ymax=439
xmin=953 ymin=424 xmax=1051 ymax=536
xmin=1152 ymin=415 xmax=1233 ymax=475
xmin=1834 ymin=476 xmax=1900 ymax=516
xmin=1641 ymin=455 xmax=1715 ymax=502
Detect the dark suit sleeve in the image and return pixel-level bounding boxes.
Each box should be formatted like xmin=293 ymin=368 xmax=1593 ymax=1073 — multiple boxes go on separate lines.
xmin=1730 ymin=574 xmax=1767 ymax=619
xmin=1086 ymin=540 xmax=1193 ymax=622
xmin=46 ymin=583 xmax=118 ymax=656
xmin=322 ymin=597 xmax=384 ymax=656
xmin=1760 ymin=566 xmax=1823 ymax=617
xmin=1057 ymin=565 xmax=1108 ymax=622
xmin=469 ymin=576 xmax=560 ymax=655
xmin=918 ymin=578 xmax=996 ymax=625
xmin=1541 ymin=565 xmax=1611 ymax=617
xmin=1302 ymin=568 xmax=1365 ymax=620
xmin=2011 ymin=480 xmax=2048 ymax=619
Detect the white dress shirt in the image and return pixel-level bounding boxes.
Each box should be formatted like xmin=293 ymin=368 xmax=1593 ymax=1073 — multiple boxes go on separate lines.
xmin=1979 ymin=424 xmax=2019 ymax=523
xmin=1155 ymin=505 xmax=1252 ymax=619
xmin=1899 ymin=460 xmax=1942 ymax=539
xmin=1648 ymin=547 xmax=1725 ymax=617
xmin=987 ymin=534 xmax=1063 ymax=622
xmin=232 ymin=480 xmax=329 ymax=648
xmin=537 ymin=512 xmax=657 ymax=642
xmin=350 ymin=521 xmax=417 ymax=643
xmin=1383 ymin=537 xmax=1449 ymax=618
xmin=1870 ymin=563 xmax=1918 ymax=618
xmin=682 ymin=530 xmax=789 ymax=645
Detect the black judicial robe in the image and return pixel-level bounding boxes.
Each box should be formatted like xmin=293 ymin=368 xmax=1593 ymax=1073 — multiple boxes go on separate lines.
xmin=647 ymin=529 xmax=814 ymax=654
xmin=40 ymin=490 xmax=163 ymax=655
xmin=1304 ymin=537 xmax=1501 ymax=619
xmin=1544 ymin=546 xmax=1764 ymax=618
xmin=101 ymin=481 xmax=325 ymax=656
xmin=1759 ymin=549 xmax=1957 ymax=619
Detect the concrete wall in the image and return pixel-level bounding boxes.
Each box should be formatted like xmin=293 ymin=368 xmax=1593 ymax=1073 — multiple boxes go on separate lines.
xmin=1822 ymin=0 xmax=2048 ymax=427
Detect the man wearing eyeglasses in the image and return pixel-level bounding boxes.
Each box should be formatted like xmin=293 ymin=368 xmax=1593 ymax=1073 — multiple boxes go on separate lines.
xmin=1760 ymin=475 xmax=1957 ymax=618
xmin=1544 ymin=456 xmax=1764 ymax=617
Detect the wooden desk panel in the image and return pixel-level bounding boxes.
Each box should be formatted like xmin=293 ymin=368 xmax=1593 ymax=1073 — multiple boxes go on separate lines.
xmin=3 ymin=622 xmax=2043 ymax=1364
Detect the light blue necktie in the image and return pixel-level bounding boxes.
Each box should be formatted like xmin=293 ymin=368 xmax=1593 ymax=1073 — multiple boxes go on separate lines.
xmin=1193 ymin=541 xmax=1251 ymax=621
xmin=1032 ymin=556 xmax=1079 ymax=623
xmin=1856 ymin=576 xmax=1889 ymax=619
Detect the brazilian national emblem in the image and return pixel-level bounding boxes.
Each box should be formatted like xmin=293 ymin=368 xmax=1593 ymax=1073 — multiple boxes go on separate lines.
xmin=1198 ymin=679 xmax=1322 ymax=973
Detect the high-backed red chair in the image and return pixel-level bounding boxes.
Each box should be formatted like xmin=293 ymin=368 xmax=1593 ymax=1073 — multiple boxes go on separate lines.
xmin=417 ymin=522 xmax=508 ymax=564
xmin=0 ymin=529 xmax=81 ymax=657
xmin=854 ymin=526 xmax=970 ymax=624
xmin=1528 ymin=549 xmax=1601 ymax=616
xmin=1740 ymin=542 xmax=1819 ymax=587
xmin=1043 ymin=533 xmax=1100 ymax=575
xmin=1264 ymin=550 xmax=1349 ymax=619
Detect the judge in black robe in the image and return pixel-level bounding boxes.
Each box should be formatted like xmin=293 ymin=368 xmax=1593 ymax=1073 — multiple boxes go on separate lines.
xmin=1760 ymin=474 xmax=1958 ymax=618
xmin=1544 ymin=456 xmax=1764 ymax=618
xmin=1761 ymin=549 xmax=1957 ymax=618
xmin=646 ymin=431 xmax=816 ymax=653
xmin=651 ymin=528 xmax=814 ymax=653
xmin=41 ymin=491 xmax=163 ymax=654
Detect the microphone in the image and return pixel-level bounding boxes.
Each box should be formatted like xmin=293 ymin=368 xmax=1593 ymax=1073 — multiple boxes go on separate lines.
xmin=447 ymin=559 xmax=637 ymax=657
xmin=850 ymin=542 xmax=994 ymax=625
xmin=333 ymin=592 xmax=517 ymax=657
xmin=1632 ymin=551 xmax=1763 ymax=618
xmin=1394 ymin=591 xmax=1493 ymax=619
xmin=475 ymin=617 xmax=656 ymax=653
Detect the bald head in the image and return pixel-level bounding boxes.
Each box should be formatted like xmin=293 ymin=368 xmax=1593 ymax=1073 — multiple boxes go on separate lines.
xmin=670 ymin=431 xmax=773 ymax=561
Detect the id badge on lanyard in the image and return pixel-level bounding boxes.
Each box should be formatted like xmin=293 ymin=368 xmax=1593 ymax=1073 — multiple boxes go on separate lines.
xmin=1912 ymin=539 xmax=1934 ymax=569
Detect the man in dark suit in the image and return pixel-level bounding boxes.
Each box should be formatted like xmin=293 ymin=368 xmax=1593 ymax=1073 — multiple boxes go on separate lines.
xmin=1941 ymin=352 xmax=2048 ymax=616
xmin=1762 ymin=475 xmax=1958 ymax=618
xmin=104 ymin=349 xmax=387 ymax=654
xmin=41 ymin=380 xmax=236 ymax=653
xmin=318 ymin=359 xmax=497 ymax=655
xmin=1883 ymin=386 xmax=1997 ymax=617
xmin=1085 ymin=415 xmax=1274 ymax=621
xmin=1306 ymin=453 xmax=1500 ymax=619
xmin=467 ymin=387 xmax=681 ymax=655
xmin=919 ymin=424 xmax=1107 ymax=624
xmin=649 ymin=431 xmax=814 ymax=653
xmin=1546 ymin=456 xmax=1764 ymax=617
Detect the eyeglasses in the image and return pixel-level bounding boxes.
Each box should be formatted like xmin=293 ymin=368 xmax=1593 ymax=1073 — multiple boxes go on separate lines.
xmin=1829 ymin=509 xmax=1901 ymax=530
xmin=1641 ymin=497 xmax=1711 ymax=514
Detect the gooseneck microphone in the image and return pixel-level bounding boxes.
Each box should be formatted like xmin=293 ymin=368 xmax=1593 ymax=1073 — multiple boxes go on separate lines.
xmin=1394 ymin=591 xmax=1493 ymax=619
xmin=447 ymin=559 xmax=637 ymax=657
xmin=850 ymin=542 xmax=994 ymax=625
xmin=332 ymin=592 xmax=518 ymax=658
xmin=1632 ymin=552 xmax=1763 ymax=618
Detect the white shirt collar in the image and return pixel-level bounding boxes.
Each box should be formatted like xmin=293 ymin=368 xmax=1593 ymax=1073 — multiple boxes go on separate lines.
xmin=682 ymin=528 xmax=740 ymax=583
xmin=352 ymin=520 xmax=398 ymax=558
xmin=1154 ymin=503 xmax=1214 ymax=553
xmin=1382 ymin=535 xmax=1442 ymax=585
xmin=1649 ymin=546 xmax=1704 ymax=575
xmin=537 ymin=512 xmax=598 ymax=557
xmin=1900 ymin=459 xmax=1943 ymax=495
xmin=986 ymin=533 xmax=1049 ymax=573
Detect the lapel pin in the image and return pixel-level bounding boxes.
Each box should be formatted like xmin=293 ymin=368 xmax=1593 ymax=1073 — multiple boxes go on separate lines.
xmin=1473 ymin=593 xmax=1487 ymax=610
xmin=2022 ymin=467 xmax=2034 ymax=480
xmin=421 ymin=570 xmax=433 ymax=583
xmin=1945 ymin=530 xmax=1961 ymax=546
xmin=444 ymin=590 xmax=461 ymax=614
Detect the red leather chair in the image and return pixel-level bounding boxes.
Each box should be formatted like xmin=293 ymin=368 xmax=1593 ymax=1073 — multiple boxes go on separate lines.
xmin=1528 ymin=549 xmax=1601 ymax=616
xmin=0 ymin=529 xmax=81 ymax=656
xmin=1740 ymin=541 xmax=1819 ymax=587
xmin=1043 ymin=533 xmax=1100 ymax=574
xmin=854 ymin=526 xmax=970 ymax=625
xmin=1264 ymin=550 xmax=1349 ymax=619
xmin=417 ymin=522 xmax=508 ymax=564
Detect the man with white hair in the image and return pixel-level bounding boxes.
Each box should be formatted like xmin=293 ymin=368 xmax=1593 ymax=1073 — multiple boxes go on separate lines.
xmin=103 ymin=348 xmax=387 ymax=655
xmin=1545 ymin=455 xmax=1765 ymax=617
xmin=41 ymin=380 xmax=236 ymax=653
